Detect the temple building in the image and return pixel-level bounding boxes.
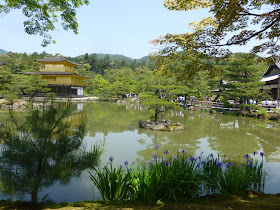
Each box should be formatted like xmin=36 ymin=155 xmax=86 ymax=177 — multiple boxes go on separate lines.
xmin=261 ymin=63 xmax=280 ymax=101
xmin=22 ymin=54 xmax=89 ymax=97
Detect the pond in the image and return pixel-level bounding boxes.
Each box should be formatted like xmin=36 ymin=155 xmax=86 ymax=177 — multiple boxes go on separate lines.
xmin=0 ymin=101 xmax=280 ymax=203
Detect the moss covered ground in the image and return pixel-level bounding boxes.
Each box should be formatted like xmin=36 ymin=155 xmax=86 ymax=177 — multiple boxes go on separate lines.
xmin=0 ymin=192 xmax=279 ymax=209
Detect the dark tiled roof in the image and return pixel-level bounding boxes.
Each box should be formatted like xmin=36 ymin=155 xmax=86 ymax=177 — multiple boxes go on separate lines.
xmin=21 ymin=72 xmax=91 ymax=78
xmin=35 ymin=56 xmax=81 ymax=66
xmin=21 ymin=71 xmax=74 ymax=75
xmin=262 ymin=64 xmax=280 ymax=77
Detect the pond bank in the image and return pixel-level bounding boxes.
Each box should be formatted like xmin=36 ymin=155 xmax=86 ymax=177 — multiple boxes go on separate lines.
xmin=1 ymin=192 xmax=280 ymax=209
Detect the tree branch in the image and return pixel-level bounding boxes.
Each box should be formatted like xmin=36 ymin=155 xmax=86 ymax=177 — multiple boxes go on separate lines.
xmin=213 ymin=15 xmax=280 ymax=47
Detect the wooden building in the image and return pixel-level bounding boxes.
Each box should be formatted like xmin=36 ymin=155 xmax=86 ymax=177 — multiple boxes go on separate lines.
xmin=22 ymin=55 xmax=89 ymax=97
xmin=261 ymin=63 xmax=280 ymax=100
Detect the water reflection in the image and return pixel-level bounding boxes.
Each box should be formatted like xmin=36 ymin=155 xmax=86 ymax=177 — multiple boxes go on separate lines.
xmin=0 ymin=104 xmax=102 ymax=203
xmin=82 ymin=102 xmax=280 ymax=164
xmin=0 ymin=101 xmax=280 ymax=203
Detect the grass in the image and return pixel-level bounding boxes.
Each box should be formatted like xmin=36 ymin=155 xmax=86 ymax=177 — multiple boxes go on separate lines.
xmin=1 ymin=192 xmax=280 ymax=209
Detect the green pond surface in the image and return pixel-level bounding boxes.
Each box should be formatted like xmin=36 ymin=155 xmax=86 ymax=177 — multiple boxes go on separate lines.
xmin=0 ymin=101 xmax=280 ymax=203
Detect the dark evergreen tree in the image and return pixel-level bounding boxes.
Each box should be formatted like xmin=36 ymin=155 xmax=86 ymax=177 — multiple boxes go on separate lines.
xmin=0 ymin=101 xmax=102 ymax=203
xmin=222 ymin=53 xmax=266 ymax=102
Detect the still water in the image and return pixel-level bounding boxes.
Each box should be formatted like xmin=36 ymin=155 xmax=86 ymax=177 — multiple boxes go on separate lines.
xmin=0 ymin=101 xmax=280 ymax=203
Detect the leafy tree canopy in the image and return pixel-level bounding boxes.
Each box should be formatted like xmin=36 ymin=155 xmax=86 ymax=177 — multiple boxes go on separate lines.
xmin=151 ymin=0 xmax=280 ymax=79
xmin=159 ymin=0 xmax=280 ymax=56
xmin=0 ymin=0 xmax=89 ymax=46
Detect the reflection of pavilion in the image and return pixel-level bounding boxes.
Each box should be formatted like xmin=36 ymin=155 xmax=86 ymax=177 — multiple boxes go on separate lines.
xmin=261 ymin=63 xmax=280 ymax=101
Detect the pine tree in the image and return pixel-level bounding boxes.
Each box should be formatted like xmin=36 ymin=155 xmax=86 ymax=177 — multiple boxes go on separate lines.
xmin=222 ymin=53 xmax=266 ymax=102
xmin=0 ymin=101 xmax=102 ymax=203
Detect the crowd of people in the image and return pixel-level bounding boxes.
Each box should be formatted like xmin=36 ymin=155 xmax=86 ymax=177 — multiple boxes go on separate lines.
xmin=261 ymin=100 xmax=278 ymax=106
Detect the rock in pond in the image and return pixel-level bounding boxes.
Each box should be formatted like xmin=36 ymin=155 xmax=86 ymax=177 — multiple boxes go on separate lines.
xmin=138 ymin=119 xmax=184 ymax=131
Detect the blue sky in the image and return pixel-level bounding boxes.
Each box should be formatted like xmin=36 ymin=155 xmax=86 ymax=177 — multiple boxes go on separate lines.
xmin=0 ymin=0 xmax=260 ymax=59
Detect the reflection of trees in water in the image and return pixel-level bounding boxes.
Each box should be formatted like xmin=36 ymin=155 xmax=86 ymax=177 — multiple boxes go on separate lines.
xmin=83 ymin=102 xmax=150 ymax=137
xmin=136 ymin=113 xmax=212 ymax=163
xmin=71 ymin=102 xmax=280 ymax=163
xmin=0 ymin=103 xmax=102 ymax=203
xmin=136 ymin=111 xmax=280 ymax=163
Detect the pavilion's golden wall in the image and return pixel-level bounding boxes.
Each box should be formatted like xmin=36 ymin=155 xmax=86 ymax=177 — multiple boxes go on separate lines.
xmin=42 ymin=75 xmax=85 ymax=86
xmin=40 ymin=64 xmax=75 ymax=73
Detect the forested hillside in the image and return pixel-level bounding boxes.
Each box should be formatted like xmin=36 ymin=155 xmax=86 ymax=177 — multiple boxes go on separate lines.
xmin=0 ymin=49 xmax=7 ymax=55
xmin=0 ymin=50 xmax=272 ymax=104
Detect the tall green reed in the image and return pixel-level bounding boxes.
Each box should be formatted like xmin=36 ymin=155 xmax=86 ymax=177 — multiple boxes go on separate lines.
xmin=89 ymin=157 xmax=131 ymax=201
xmin=90 ymin=149 xmax=266 ymax=202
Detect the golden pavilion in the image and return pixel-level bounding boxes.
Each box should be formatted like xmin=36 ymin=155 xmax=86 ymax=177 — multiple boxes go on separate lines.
xmin=22 ymin=54 xmax=89 ymax=97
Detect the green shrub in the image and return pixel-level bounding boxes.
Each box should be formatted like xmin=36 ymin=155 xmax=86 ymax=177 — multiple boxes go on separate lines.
xmin=221 ymin=99 xmax=233 ymax=108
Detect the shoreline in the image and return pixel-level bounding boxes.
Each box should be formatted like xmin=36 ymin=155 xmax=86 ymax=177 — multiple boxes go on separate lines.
xmin=0 ymin=192 xmax=279 ymax=209
xmin=1 ymin=97 xmax=280 ymax=121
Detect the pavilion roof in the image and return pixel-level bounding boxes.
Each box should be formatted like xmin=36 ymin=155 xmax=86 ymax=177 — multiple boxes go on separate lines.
xmin=21 ymin=71 xmax=91 ymax=79
xmin=262 ymin=63 xmax=280 ymax=77
xmin=35 ymin=55 xmax=81 ymax=67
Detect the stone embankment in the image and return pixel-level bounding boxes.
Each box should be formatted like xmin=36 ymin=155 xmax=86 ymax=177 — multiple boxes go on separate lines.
xmin=138 ymin=119 xmax=184 ymax=131
xmin=0 ymin=97 xmax=99 ymax=111
xmin=0 ymin=99 xmax=28 ymax=111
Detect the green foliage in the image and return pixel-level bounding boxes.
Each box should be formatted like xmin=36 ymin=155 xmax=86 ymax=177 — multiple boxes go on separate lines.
xmin=140 ymin=93 xmax=177 ymax=122
xmin=24 ymin=74 xmax=50 ymax=99
xmin=217 ymin=158 xmax=265 ymax=194
xmin=221 ymin=99 xmax=233 ymax=108
xmin=90 ymin=162 xmax=131 ymax=201
xmin=239 ymin=104 xmax=262 ymax=112
xmin=0 ymin=0 xmax=90 ymax=46
xmin=161 ymin=0 xmax=280 ymax=56
xmin=222 ymin=53 xmax=266 ymax=100
xmin=0 ymin=101 xmax=102 ymax=203
xmin=90 ymin=152 xmax=265 ymax=202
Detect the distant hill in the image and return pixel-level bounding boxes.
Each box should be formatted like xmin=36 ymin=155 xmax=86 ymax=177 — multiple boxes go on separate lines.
xmin=73 ymin=53 xmax=151 ymax=64
xmin=0 ymin=49 xmax=7 ymax=55
xmin=74 ymin=53 xmax=135 ymax=63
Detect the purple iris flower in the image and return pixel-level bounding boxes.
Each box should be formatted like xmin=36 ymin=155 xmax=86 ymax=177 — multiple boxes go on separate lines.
xmin=164 ymin=150 xmax=169 ymax=155
xmin=124 ymin=161 xmax=129 ymax=166
xmin=153 ymin=154 xmax=157 ymax=159
xmin=248 ymin=164 xmax=252 ymax=168
xmin=189 ymin=156 xmax=196 ymax=162
xmin=132 ymin=161 xmax=135 ymax=165
xmin=244 ymin=154 xmax=250 ymax=159
xmin=254 ymin=151 xmax=257 ymax=155
xmin=126 ymin=167 xmax=130 ymax=171
xmin=217 ymin=162 xmax=223 ymax=168
xmin=118 ymin=164 xmax=123 ymax=169
xmin=109 ymin=156 xmax=114 ymax=162
xmin=197 ymin=163 xmax=201 ymax=167
xmin=226 ymin=161 xmax=232 ymax=168
xmin=260 ymin=152 xmax=265 ymax=157
xmin=165 ymin=161 xmax=169 ymax=166
xmin=210 ymin=153 xmax=213 ymax=158
xmin=154 ymin=144 xmax=159 ymax=149
xmin=200 ymin=161 xmax=204 ymax=164
xmin=182 ymin=149 xmax=186 ymax=153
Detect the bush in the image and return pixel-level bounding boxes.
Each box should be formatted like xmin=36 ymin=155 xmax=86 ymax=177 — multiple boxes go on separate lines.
xmin=221 ymin=99 xmax=233 ymax=108
xmin=239 ymin=104 xmax=262 ymax=112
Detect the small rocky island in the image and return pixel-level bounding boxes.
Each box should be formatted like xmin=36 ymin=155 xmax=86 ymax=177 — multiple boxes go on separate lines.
xmin=138 ymin=119 xmax=184 ymax=131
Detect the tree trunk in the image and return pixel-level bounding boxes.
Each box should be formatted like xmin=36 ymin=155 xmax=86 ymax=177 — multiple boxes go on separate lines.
xmin=184 ymin=94 xmax=187 ymax=109
xmin=160 ymin=105 xmax=164 ymax=121
xmin=32 ymin=157 xmax=43 ymax=204
xmin=154 ymin=107 xmax=159 ymax=122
